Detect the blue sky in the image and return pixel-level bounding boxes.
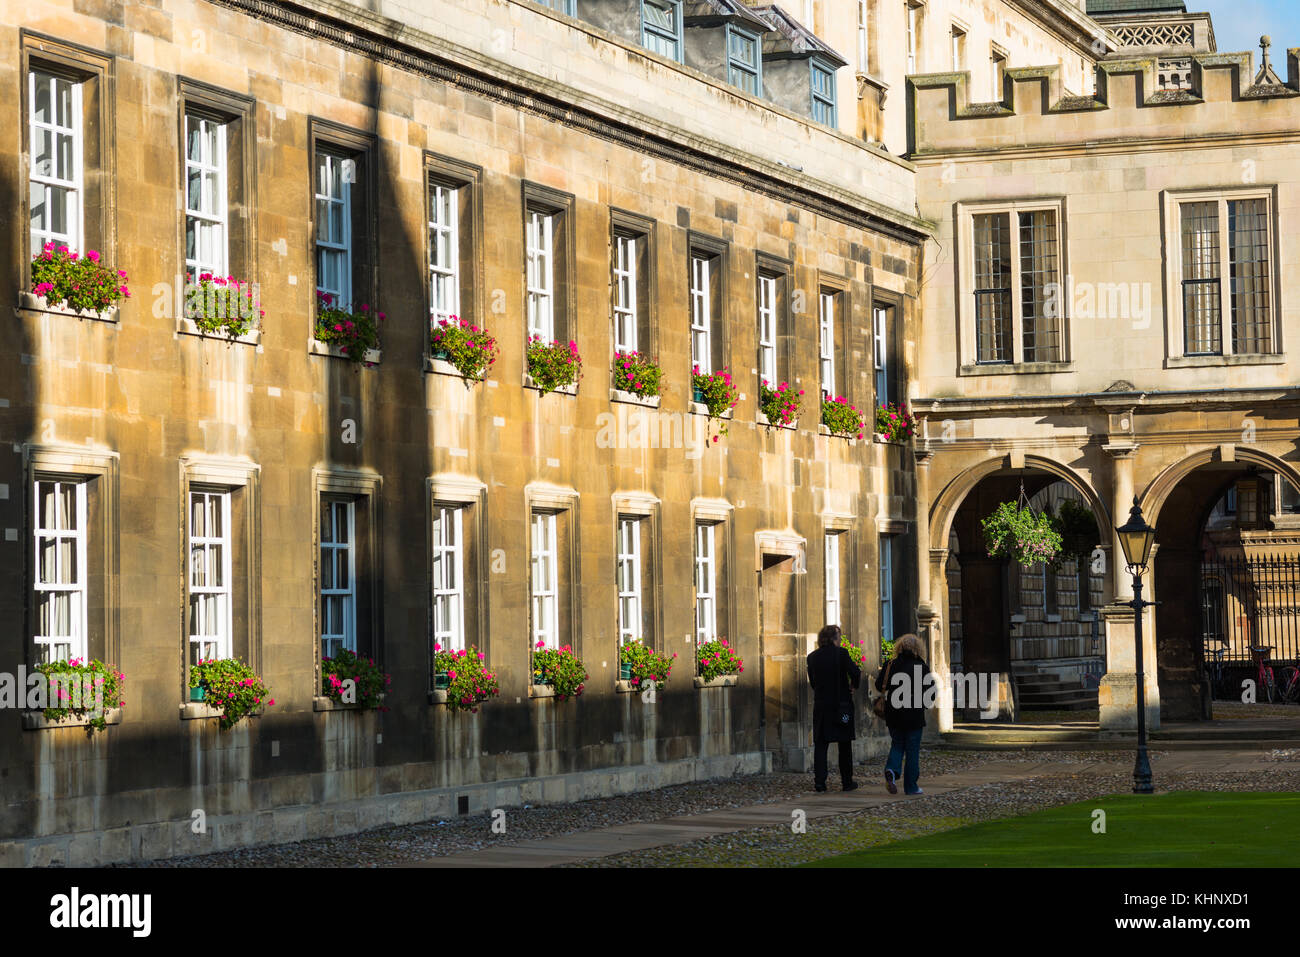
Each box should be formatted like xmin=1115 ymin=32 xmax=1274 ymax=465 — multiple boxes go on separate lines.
xmin=1205 ymin=0 xmax=1295 ymax=57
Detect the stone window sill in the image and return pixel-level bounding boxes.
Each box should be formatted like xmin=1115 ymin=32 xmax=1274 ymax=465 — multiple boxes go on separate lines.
xmin=16 ymin=292 xmax=118 ymax=323
xmin=694 ymin=675 xmax=738 ymax=689
xmin=690 ymin=402 xmax=734 ymax=419
xmin=874 ymin=434 xmax=908 ymax=445
xmin=22 ymin=708 xmax=123 ymax=730
xmin=425 ymin=356 xmax=492 ymax=381
xmin=309 ymin=339 xmax=381 ymax=364
xmin=312 ymin=694 xmax=385 ymax=712
xmin=179 ymin=702 xmax=263 ymax=720
xmin=176 ymin=317 xmax=261 ymax=346
xmin=1166 ymin=353 xmax=1284 ymax=368
xmin=610 ymin=388 xmax=660 ymax=408
xmin=958 ymin=361 xmax=1074 ymax=376
xmin=757 ymin=412 xmax=797 ymax=431
xmin=820 ymin=424 xmax=862 ymax=441
xmin=615 ymin=679 xmax=665 ymax=693
xmin=530 ymin=684 xmax=557 ymax=698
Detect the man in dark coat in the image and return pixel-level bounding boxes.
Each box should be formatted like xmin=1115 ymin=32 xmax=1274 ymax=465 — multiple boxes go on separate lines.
xmin=806 ymin=624 xmax=861 ymax=792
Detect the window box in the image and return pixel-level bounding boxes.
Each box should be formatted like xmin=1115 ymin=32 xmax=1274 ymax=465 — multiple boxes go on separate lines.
xmin=690 ymin=402 xmax=733 ymax=420
xmin=610 ymin=388 xmax=660 ymax=408
xmin=22 ymin=708 xmax=122 ymax=731
xmin=17 ymin=291 xmax=119 ymax=323
xmin=433 ymin=672 xmax=451 ymax=690
xmin=757 ymin=411 xmax=797 ymax=431
xmin=177 ymin=317 xmax=261 ymax=346
xmin=180 ymin=701 xmax=258 ymax=721
xmin=309 ymin=338 xmax=381 ymax=364
xmin=524 ymin=373 xmax=578 ymax=396
xmin=694 ymin=674 xmax=738 ymax=689
xmin=530 ymin=683 xmax=557 ymax=698
xmin=189 ymin=685 xmax=207 ymax=703
xmin=313 ymin=694 xmax=385 ymax=712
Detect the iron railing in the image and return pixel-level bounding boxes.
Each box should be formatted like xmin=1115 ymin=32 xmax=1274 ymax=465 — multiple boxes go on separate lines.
xmin=1201 ymin=553 xmax=1300 ymax=664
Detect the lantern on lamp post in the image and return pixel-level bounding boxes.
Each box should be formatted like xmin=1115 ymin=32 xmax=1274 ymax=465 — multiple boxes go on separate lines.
xmin=1116 ymin=497 xmax=1156 ymax=794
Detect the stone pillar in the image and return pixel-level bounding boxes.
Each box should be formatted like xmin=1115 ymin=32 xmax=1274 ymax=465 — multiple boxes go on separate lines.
xmin=914 ymin=448 xmax=950 ymax=731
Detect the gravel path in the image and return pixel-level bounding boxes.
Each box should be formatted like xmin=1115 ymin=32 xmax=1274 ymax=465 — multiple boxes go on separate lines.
xmin=115 ymin=747 xmax=1296 ymax=868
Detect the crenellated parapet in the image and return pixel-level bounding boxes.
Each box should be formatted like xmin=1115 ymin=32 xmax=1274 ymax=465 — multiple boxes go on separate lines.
xmin=907 ymin=48 xmax=1300 ymax=157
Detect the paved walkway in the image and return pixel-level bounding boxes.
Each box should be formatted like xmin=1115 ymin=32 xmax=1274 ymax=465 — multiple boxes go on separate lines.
xmin=399 ymin=748 xmax=1282 ymax=868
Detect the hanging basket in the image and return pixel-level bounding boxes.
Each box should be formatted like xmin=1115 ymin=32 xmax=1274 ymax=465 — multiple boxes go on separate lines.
xmin=982 ymin=485 xmax=1063 ymax=567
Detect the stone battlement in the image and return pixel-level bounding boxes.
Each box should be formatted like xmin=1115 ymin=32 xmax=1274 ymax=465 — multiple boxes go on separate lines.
xmin=908 ymin=49 xmax=1300 ymax=156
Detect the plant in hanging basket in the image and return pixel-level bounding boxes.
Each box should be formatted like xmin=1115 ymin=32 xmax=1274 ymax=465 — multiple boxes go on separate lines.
xmin=695 ymin=637 xmax=743 ymax=682
xmin=314 ymin=291 xmax=384 ymax=365
xmin=532 ymin=642 xmax=588 ymax=701
xmin=1050 ymin=498 xmax=1100 ymax=568
xmin=618 ymin=638 xmax=676 ymax=690
xmin=526 ymin=337 xmax=582 ymax=393
xmin=430 ymin=315 xmax=499 ymax=380
xmin=759 ymin=380 xmax=803 ymax=427
xmin=612 ymin=350 xmax=662 ymax=399
xmin=981 ymin=501 xmax=1063 ymax=567
xmin=432 ymin=644 xmax=500 ymax=713
xmin=190 ymin=658 xmax=274 ymax=731
xmin=321 ymin=647 xmax=391 ymax=709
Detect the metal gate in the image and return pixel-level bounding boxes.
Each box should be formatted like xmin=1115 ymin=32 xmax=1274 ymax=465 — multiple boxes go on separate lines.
xmin=1200 ymin=553 xmax=1300 ymax=663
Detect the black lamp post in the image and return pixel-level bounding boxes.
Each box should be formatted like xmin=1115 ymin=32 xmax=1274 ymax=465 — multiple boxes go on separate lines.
xmin=1116 ymin=496 xmax=1156 ymax=794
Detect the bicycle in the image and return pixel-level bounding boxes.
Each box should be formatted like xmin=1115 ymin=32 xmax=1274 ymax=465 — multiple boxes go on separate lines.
xmin=1250 ymin=645 xmax=1279 ymax=704
xmin=1204 ymin=644 xmax=1228 ymax=701
xmin=1278 ymin=663 xmax=1300 ymax=705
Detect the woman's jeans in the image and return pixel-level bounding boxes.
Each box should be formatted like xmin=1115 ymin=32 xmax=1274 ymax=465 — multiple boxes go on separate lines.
xmin=885 ymin=727 xmax=924 ymax=793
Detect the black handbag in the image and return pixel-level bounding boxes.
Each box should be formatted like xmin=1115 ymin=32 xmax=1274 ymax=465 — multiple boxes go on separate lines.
xmin=835 ymin=647 xmax=854 ymax=729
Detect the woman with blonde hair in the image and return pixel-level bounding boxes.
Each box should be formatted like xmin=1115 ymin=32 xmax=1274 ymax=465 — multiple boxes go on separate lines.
xmin=874 ymin=633 xmax=930 ymax=795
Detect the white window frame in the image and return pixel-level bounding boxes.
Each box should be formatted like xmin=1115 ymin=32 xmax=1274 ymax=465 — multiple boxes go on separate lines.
xmin=757 ymin=273 xmax=778 ymax=386
xmin=819 ymin=291 xmax=837 ymax=399
xmin=28 ymin=69 xmax=84 ymax=255
xmin=990 ymin=47 xmax=1008 ymax=101
xmin=824 ymin=532 xmax=841 ymax=628
xmin=613 ymin=233 xmax=638 ymax=354
xmin=1162 ymin=187 xmax=1279 ymax=361
xmin=314 ymin=150 xmax=353 ymax=311
xmin=32 ymin=478 xmax=88 ymax=663
xmin=690 ymin=253 xmax=712 ymax=373
xmin=429 ymin=180 xmax=460 ymax=325
xmin=951 ymin=25 xmax=966 ymax=73
xmin=957 ymin=199 xmax=1067 ymax=370
xmin=526 ymin=208 xmax=555 ymax=341
xmin=432 ymin=504 xmax=466 ymax=652
xmin=188 ymin=488 xmax=233 ymax=664
xmin=857 ymin=0 xmax=869 ymax=74
xmin=694 ymin=522 xmax=717 ymax=643
xmin=531 ymin=511 xmax=559 ymax=649
xmin=184 ymin=112 xmax=229 ymax=278
xmin=906 ymin=2 xmax=922 ymax=75
xmin=616 ymin=516 xmax=642 ymax=645
xmin=873 ymin=303 xmax=890 ymax=405
xmin=320 ymin=498 xmax=356 ymax=659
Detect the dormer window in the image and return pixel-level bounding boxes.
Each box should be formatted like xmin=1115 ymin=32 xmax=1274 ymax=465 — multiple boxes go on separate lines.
xmin=642 ymin=0 xmax=683 ymax=63
xmin=727 ymin=25 xmax=762 ymax=95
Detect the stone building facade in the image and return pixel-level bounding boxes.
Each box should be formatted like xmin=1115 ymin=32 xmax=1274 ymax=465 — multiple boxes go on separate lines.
xmin=1 ymin=0 xmax=927 ymax=864
xmin=909 ymin=32 xmax=1300 ymax=731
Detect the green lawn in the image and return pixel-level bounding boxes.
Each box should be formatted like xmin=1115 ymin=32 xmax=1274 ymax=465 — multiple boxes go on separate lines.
xmin=803 ymin=792 xmax=1300 ymax=867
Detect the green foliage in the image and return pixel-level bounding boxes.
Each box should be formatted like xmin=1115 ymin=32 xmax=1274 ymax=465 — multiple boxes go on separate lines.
xmin=982 ymin=501 xmax=1063 ymax=567
xmin=190 ymin=658 xmax=274 ymax=731
xmin=315 ymin=292 xmax=382 ymax=364
xmin=30 ymin=243 xmax=129 ymax=314
xmin=695 ymin=638 xmax=743 ymax=682
xmin=840 ymin=635 xmax=867 ymax=669
xmin=875 ymin=402 xmax=917 ymax=442
xmin=612 ymin=351 xmax=663 ymax=398
xmin=759 ymin=380 xmax=803 ymax=427
xmin=36 ymin=657 xmax=125 ymax=732
xmin=691 ymin=366 xmax=740 ymax=441
xmin=321 ymin=647 xmax=391 ymax=710
xmin=1052 ymin=498 xmax=1099 ymax=567
xmin=431 ymin=316 xmax=499 ymax=380
xmin=881 ymin=636 xmax=896 ymax=662
xmin=618 ymin=639 xmax=676 ymax=689
xmin=532 ymin=643 xmax=588 ymax=701
xmin=821 ymin=396 xmax=866 ymax=439
xmin=184 ymin=272 xmax=262 ymax=338
xmin=433 ymin=645 xmax=501 ymax=713
xmin=527 ymin=337 xmax=583 ymax=393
